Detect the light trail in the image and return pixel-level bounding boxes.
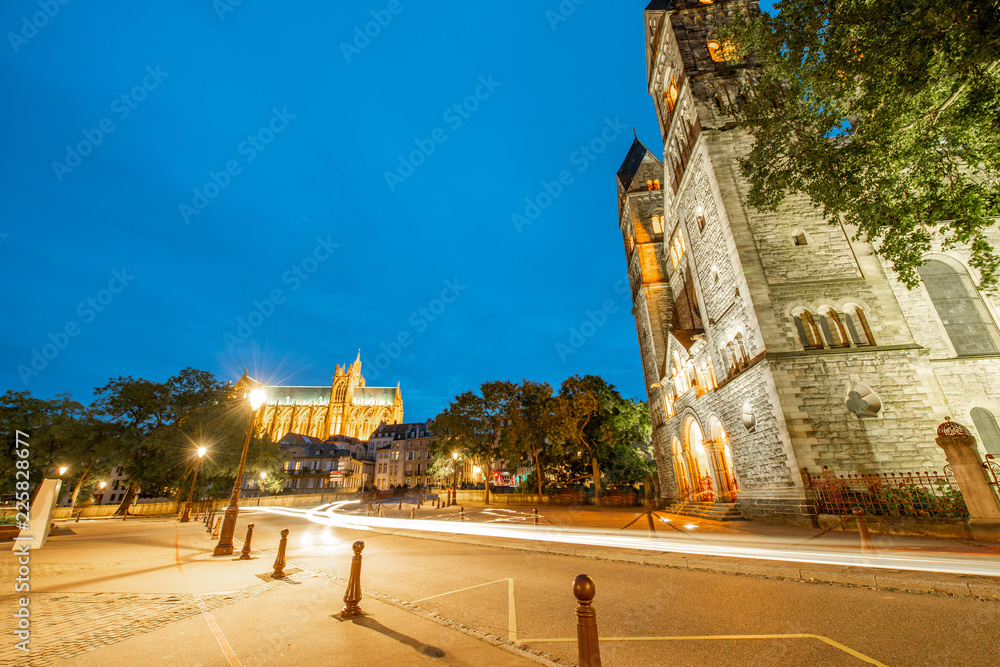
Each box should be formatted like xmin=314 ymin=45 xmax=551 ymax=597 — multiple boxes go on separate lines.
xmin=241 ymin=505 xmax=1000 ymax=579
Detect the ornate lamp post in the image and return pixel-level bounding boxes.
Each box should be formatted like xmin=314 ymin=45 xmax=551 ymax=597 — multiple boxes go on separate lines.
xmin=214 ymin=388 xmax=267 ymax=556
xmin=259 ymin=471 xmax=268 ymax=497
xmin=451 ymin=451 xmax=459 ymax=506
xmin=180 ymin=446 xmax=207 ymax=522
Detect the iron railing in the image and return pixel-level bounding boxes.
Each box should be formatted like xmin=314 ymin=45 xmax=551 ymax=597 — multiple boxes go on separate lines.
xmin=804 ymin=466 xmax=968 ymax=518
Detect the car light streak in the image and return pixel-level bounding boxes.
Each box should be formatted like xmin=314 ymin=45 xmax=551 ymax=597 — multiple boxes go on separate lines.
xmin=242 ymin=506 xmax=1000 ymax=579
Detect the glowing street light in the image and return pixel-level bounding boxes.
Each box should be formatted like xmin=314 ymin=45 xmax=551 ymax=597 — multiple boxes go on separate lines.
xmin=259 ymin=471 xmax=268 ymax=497
xmin=97 ymin=481 xmax=107 ymax=505
xmin=451 ymin=451 xmax=459 ymax=506
xmin=214 ymin=388 xmax=267 ymax=555
xmin=180 ymin=445 xmax=207 ymax=523
xmin=58 ymin=466 xmax=68 ymax=476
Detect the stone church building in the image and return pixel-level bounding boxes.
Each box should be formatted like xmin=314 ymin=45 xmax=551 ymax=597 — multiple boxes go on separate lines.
xmin=619 ymin=0 xmax=1000 ymax=522
xmin=235 ymin=352 xmax=404 ymax=442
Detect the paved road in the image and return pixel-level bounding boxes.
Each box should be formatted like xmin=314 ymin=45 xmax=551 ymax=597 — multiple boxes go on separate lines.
xmin=238 ymin=508 xmax=1000 ymax=667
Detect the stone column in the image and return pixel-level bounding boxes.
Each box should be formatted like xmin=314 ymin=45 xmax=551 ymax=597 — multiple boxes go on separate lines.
xmin=935 ymin=419 xmax=1000 ymax=540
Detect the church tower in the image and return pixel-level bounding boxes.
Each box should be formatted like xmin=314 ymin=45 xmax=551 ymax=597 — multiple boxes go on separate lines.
xmin=621 ymin=1 xmax=1000 ymax=523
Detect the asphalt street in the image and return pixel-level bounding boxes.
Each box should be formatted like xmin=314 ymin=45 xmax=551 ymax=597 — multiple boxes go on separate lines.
xmin=238 ymin=508 xmax=1000 ymax=667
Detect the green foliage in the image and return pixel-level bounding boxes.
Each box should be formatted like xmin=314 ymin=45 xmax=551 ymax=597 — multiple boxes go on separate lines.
xmin=720 ymin=0 xmax=1000 ymax=287
xmin=0 ymin=391 xmax=86 ymax=496
xmin=431 ymin=380 xmax=520 ymax=503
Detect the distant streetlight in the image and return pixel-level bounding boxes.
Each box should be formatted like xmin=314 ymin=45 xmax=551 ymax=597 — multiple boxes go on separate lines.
xmin=58 ymin=466 xmax=68 ymax=476
xmin=451 ymin=451 xmax=459 ymax=506
xmin=214 ymin=388 xmax=267 ymax=555
xmin=180 ymin=446 xmax=207 ymax=523
xmin=97 ymin=481 xmax=107 ymax=505
xmin=259 ymin=471 xmax=268 ymax=497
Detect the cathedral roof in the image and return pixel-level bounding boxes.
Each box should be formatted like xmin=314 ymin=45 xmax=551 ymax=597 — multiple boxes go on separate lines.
xmin=352 ymin=387 xmax=398 ymax=407
xmin=266 ymin=386 xmax=330 ymax=405
xmin=644 ymin=0 xmax=671 ymax=10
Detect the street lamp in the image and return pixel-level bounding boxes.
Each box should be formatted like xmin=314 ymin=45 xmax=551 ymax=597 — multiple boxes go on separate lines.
xmin=58 ymin=466 xmax=68 ymax=476
xmin=180 ymin=446 xmax=207 ymax=522
xmin=259 ymin=471 xmax=268 ymax=497
xmin=214 ymin=388 xmax=267 ymax=556
xmin=97 ymin=481 xmax=107 ymax=505
xmin=451 ymin=451 xmax=459 ymax=506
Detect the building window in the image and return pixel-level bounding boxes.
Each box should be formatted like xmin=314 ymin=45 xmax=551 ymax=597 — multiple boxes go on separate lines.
xmin=793 ymin=231 xmax=808 ymax=246
xmin=844 ymin=306 xmax=874 ymax=346
xmin=651 ymin=215 xmax=663 ymax=235
xmin=793 ymin=310 xmax=825 ymax=350
xmin=972 ymin=408 xmax=1000 ymax=456
xmin=669 ymin=232 xmax=686 ymax=270
xmin=918 ymin=259 xmax=1000 ymax=356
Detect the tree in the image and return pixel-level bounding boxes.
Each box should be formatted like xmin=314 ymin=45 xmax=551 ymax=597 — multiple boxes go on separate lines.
xmin=720 ymin=0 xmax=1000 ymax=287
xmin=431 ymin=381 xmax=519 ymax=505
xmin=0 ymin=391 xmax=86 ymax=501
xmin=558 ymin=376 xmax=654 ymax=505
xmin=503 ymin=380 xmax=566 ymax=497
xmin=91 ymin=368 xmax=263 ymax=513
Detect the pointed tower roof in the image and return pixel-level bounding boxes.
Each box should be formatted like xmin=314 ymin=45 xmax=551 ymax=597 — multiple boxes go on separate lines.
xmin=617 ymin=137 xmax=662 ymax=191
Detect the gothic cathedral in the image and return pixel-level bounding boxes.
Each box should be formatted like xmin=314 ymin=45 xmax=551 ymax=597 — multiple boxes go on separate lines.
xmin=620 ymin=0 xmax=1000 ymax=523
xmin=235 ymin=352 xmax=404 ymax=442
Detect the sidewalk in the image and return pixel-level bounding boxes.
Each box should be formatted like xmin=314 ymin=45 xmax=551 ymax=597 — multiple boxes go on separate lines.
xmin=0 ymin=519 xmax=558 ymax=667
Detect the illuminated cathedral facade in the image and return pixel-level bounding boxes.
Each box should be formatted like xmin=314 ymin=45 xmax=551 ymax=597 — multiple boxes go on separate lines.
xmin=235 ymin=352 xmax=404 ymax=442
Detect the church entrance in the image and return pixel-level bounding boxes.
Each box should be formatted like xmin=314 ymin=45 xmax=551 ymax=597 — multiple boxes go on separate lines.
xmin=685 ymin=420 xmax=715 ymax=502
xmin=709 ymin=420 xmax=738 ymax=503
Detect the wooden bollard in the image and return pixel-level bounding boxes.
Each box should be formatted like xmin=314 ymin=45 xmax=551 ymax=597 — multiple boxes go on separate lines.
xmin=239 ymin=523 xmax=255 ymax=560
xmin=853 ymin=507 xmax=874 ymax=552
xmin=574 ymin=574 xmax=602 ymax=667
xmin=205 ymin=509 xmax=213 ymax=530
xmin=533 ymin=507 xmax=539 ymax=526
xmin=340 ymin=540 xmax=366 ymax=618
xmin=212 ymin=517 xmax=221 ymax=538
xmin=459 ymin=507 xmax=465 ymax=521
xmin=409 ymin=507 xmax=415 ymax=520
xmin=272 ymin=528 xmax=289 ymax=578
xmin=398 ymin=498 xmax=403 ymax=510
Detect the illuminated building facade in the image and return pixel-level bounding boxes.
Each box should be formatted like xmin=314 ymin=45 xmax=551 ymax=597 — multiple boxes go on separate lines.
xmin=619 ymin=0 xmax=1000 ymax=523
xmin=235 ymin=352 xmax=404 ymax=442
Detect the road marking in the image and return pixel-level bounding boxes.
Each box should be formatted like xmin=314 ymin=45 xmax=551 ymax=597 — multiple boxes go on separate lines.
xmin=410 ymin=577 xmax=519 ymax=643
xmin=410 ymin=577 xmax=511 ymax=604
xmin=508 ymin=578 xmax=518 ymax=642
xmin=520 ymin=633 xmax=889 ymax=666
xmin=172 ymin=525 xmax=243 ymax=667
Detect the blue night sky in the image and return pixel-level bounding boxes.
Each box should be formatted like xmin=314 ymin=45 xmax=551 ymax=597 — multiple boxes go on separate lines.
xmin=1 ymin=1 xmax=773 ymax=420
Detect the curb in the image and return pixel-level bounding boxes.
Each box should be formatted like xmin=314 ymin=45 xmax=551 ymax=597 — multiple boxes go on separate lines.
xmin=372 ymin=526 xmax=1000 ymax=601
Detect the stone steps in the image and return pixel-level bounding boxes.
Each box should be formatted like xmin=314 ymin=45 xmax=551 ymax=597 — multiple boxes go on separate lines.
xmin=663 ymin=501 xmax=744 ymax=521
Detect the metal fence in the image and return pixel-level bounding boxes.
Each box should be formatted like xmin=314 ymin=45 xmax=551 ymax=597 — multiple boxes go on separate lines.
xmin=803 ymin=466 xmax=969 ymax=519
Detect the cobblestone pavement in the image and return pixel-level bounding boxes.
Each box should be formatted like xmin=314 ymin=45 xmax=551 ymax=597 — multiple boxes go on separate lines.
xmin=0 ymin=578 xmax=301 ymax=666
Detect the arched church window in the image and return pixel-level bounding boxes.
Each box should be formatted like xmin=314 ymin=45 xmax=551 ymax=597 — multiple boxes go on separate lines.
xmin=972 ymin=408 xmax=1000 ymax=456
xmin=917 ymin=260 xmax=1000 ymax=356
xmin=793 ymin=310 xmax=824 ymax=350
xmin=844 ymin=305 xmax=874 ymax=346
xmin=820 ymin=309 xmax=850 ymax=348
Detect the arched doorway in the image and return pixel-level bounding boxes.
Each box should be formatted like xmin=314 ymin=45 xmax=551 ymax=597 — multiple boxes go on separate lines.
xmin=671 ymin=437 xmax=692 ymax=501
xmin=709 ymin=419 xmax=739 ymax=503
xmin=685 ymin=419 xmax=714 ymax=502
